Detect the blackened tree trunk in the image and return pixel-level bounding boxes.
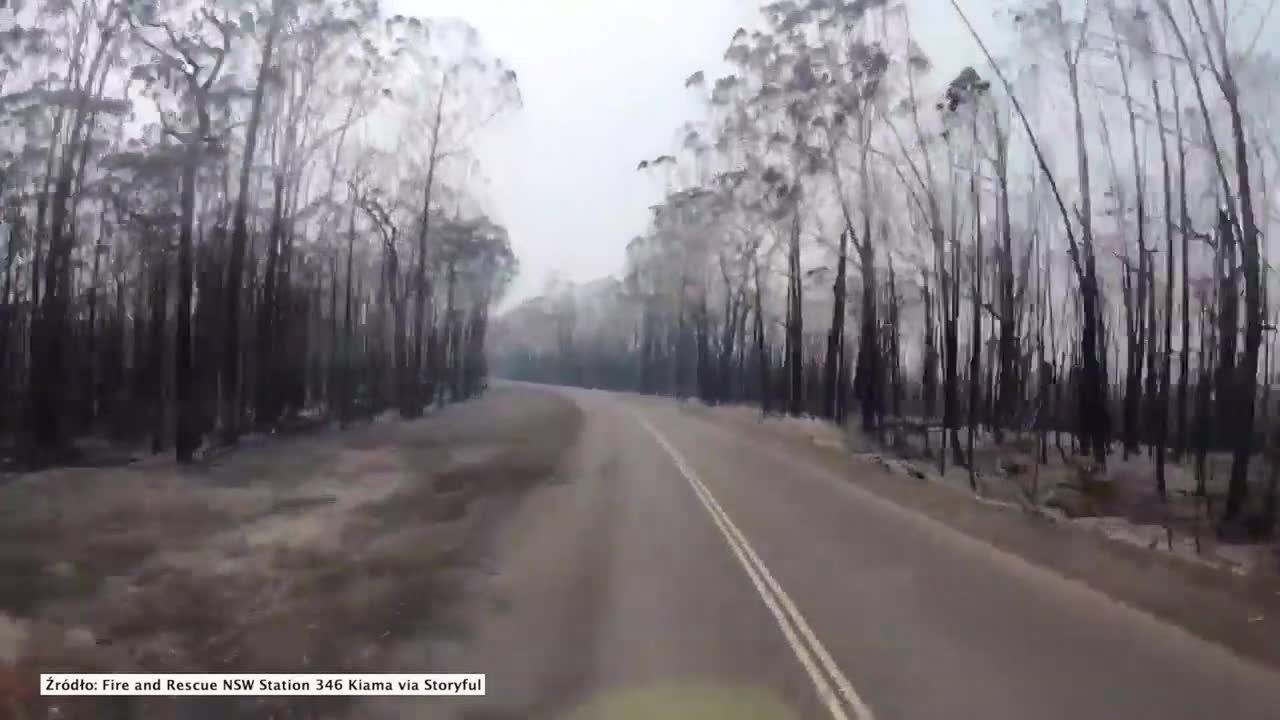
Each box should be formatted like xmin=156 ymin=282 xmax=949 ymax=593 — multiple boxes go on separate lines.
xmin=443 ymin=259 xmax=458 ymax=405
xmin=1211 ymin=6 xmax=1263 ymax=525
xmin=1160 ymin=1 xmax=1261 ymax=523
xmin=887 ymin=256 xmax=902 ymax=420
xmin=787 ymin=211 xmax=803 ymax=416
xmin=255 ymin=175 xmax=286 ymax=426
xmin=31 ymin=107 xmax=66 ymax=314
xmin=968 ymin=132 xmax=983 ymax=490
xmin=131 ymin=254 xmax=147 ymax=410
xmin=734 ymin=298 xmax=749 ymax=402
xmin=946 ymin=229 xmax=963 ymax=466
xmin=855 ymin=232 xmax=879 ymax=433
xmin=174 ymin=107 xmax=210 ymax=463
xmin=0 ymin=213 xmax=19 ymax=429
xmin=851 ymin=132 xmax=879 ymax=432
xmin=148 ymin=246 xmax=168 ymax=454
xmin=1112 ymin=4 xmax=1147 ymax=457
xmin=1214 ymin=208 xmax=1238 ymax=451
xmin=1121 ymin=259 xmax=1139 ymax=456
xmin=28 ymin=65 xmax=103 ymax=456
xmin=956 ymin=0 xmax=1110 ymax=465
xmin=84 ymin=214 xmax=103 ymax=427
xmin=328 ymin=255 xmax=339 ymax=414
xmin=993 ymin=114 xmax=1016 ymax=444
xmin=1153 ymin=77 xmax=1173 ymax=499
xmin=1173 ymin=64 xmax=1190 ymax=462
xmin=411 ymin=81 xmax=447 ymax=416
xmin=387 ymin=253 xmax=408 ymax=415
xmin=823 ymin=229 xmax=848 ymax=421
xmin=1066 ymin=45 xmax=1109 ymax=465
xmin=695 ymin=292 xmax=711 ymax=403
xmin=222 ymin=14 xmax=280 ymax=442
xmin=1125 ymin=246 xmax=1149 ymax=456
xmin=1144 ymin=254 xmax=1159 ymax=451
xmin=922 ymin=272 xmax=937 ymax=452
xmin=753 ymin=255 xmax=770 ymax=414
xmin=341 ymin=202 xmax=356 ymax=427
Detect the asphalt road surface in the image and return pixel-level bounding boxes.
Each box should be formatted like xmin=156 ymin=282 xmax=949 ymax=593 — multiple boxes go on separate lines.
xmin=368 ymin=384 xmax=1280 ymax=720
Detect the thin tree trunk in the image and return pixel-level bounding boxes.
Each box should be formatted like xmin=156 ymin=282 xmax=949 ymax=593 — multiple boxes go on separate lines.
xmin=824 ymin=229 xmax=848 ymax=420
xmin=328 ymin=255 xmax=338 ymax=415
xmin=753 ymin=255 xmax=770 ymax=415
xmin=0 ymin=214 xmax=18 ymax=428
xmin=994 ymin=113 xmax=1016 ymax=444
xmin=1195 ymin=2 xmax=1263 ymax=526
xmin=787 ymin=210 xmax=804 ymax=416
xmin=1154 ymin=77 xmax=1173 ymax=500
xmin=85 ymin=212 xmax=103 ymax=428
xmin=1173 ymin=61 xmax=1190 ymax=462
xmin=952 ymin=0 xmax=1109 ymax=465
xmin=255 ymin=174 xmax=286 ymax=425
xmin=341 ymin=201 xmax=356 ymax=427
xmin=174 ymin=113 xmax=206 ymax=463
xmin=968 ymin=116 xmax=983 ymax=491
xmin=411 ymin=81 xmax=448 ymax=416
xmin=922 ymin=271 xmax=936 ymax=454
xmin=222 ymin=14 xmax=281 ymax=442
xmin=1215 ymin=208 xmax=1238 ymax=452
xmin=149 ymin=247 xmax=168 ymax=455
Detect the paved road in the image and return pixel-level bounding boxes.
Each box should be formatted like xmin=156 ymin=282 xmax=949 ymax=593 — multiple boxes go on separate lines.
xmin=384 ymin=386 xmax=1280 ymax=720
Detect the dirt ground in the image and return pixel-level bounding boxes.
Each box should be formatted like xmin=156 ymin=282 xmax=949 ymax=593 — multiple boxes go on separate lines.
xmin=876 ymin=425 xmax=1278 ymax=574
xmin=0 ymin=386 xmax=582 ymax=720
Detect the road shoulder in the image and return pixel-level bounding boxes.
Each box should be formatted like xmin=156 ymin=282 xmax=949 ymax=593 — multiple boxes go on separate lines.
xmin=672 ymin=400 xmax=1280 ymax=674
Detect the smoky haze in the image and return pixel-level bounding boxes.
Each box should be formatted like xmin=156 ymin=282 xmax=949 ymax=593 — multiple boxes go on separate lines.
xmin=393 ymin=0 xmax=1001 ymax=308
xmin=5 ymin=2 xmax=1280 ymax=720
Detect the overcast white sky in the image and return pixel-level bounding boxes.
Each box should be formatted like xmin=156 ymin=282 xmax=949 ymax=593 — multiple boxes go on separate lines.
xmin=389 ymin=0 xmax=1001 ymax=307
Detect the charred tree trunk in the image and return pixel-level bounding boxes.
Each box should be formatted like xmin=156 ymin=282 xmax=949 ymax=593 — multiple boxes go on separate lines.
xmin=174 ymin=112 xmax=207 ymax=463
xmin=1154 ymin=77 xmax=1173 ymax=499
xmin=340 ymin=202 xmax=356 ymax=428
xmin=968 ymin=131 xmax=983 ymax=490
xmin=327 ymin=255 xmax=339 ymax=415
xmin=887 ymin=256 xmax=902 ymax=420
xmin=84 ymin=216 xmax=103 ymax=429
xmin=411 ymin=82 xmax=447 ymax=416
xmin=1144 ymin=256 xmax=1159 ymax=451
xmin=1113 ymin=5 xmax=1147 ymax=457
xmin=1214 ymin=208 xmax=1238 ymax=452
xmin=787 ymin=211 xmax=803 ymax=416
xmin=148 ymin=247 xmax=168 ymax=455
xmin=1203 ymin=3 xmax=1263 ymax=526
xmin=855 ymin=233 xmax=879 ymax=433
xmin=1174 ymin=65 xmax=1191 ymax=462
xmin=922 ymin=272 xmax=936 ymax=453
xmin=222 ymin=15 xmax=280 ymax=443
xmin=254 ymin=175 xmax=286 ymax=427
xmin=1067 ymin=51 xmax=1109 ymax=465
xmin=946 ymin=228 xmax=963 ymax=467
xmin=994 ymin=118 xmax=1016 ymax=444
xmin=753 ymin=256 xmax=770 ymax=415
xmin=0 ymin=214 xmax=15 ymax=426
xmin=824 ymin=229 xmax=848 ymax=421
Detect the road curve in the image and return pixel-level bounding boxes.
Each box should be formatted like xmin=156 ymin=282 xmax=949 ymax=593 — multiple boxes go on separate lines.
xmin=373 ymin=385 xmax=1280 ymax=720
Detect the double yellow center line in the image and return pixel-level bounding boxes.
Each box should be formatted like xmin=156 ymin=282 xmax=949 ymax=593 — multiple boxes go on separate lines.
xmin=640 ymin=418 xmax=874 ymax=720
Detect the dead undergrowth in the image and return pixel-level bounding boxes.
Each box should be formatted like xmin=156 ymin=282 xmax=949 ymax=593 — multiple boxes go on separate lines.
xmin=0 ymin=387 xmax=582 ymax=720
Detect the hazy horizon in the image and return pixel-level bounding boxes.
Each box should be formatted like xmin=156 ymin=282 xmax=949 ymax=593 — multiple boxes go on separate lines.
xmin=394 ymin=0 xmax=1002 ymax=310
